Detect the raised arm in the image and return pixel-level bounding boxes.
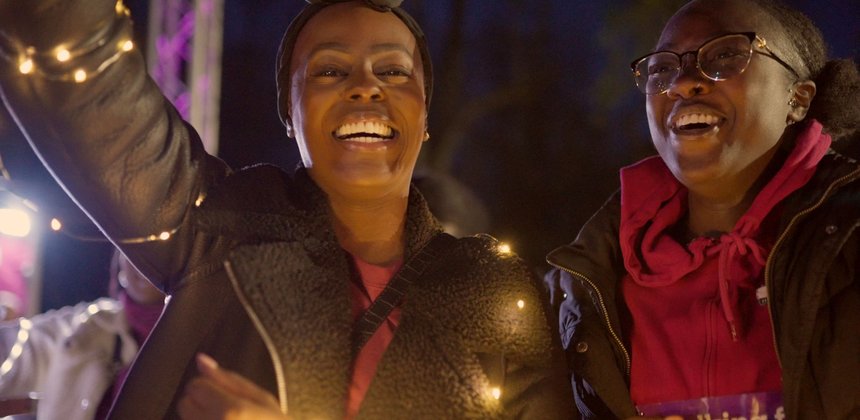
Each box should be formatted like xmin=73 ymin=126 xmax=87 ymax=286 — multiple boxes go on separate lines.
xmin=0 ymin=0 xmax=230 ymax=290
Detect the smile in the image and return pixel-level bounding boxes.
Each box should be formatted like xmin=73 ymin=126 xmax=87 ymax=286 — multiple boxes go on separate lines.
xmin=333 ymin=121 xmax=397 ymax=143
xmin=671 ymin=112 xmax=722 ymax=133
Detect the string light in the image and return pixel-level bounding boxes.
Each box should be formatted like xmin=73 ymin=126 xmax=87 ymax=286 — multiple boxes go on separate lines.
xmin=73 ymin=69 xmax=87 ymax=83
xmin=490 ymin=387 xmax=502 ymax=400
xmin=0 ymin=319 xmax=32 ymax=377
xmin=516 ymin=299 xmax=525 ymax=310
xmin=18 ymin=59 xmax=34 ymax=75
xmin=497 ymin=242 xmax=512 ymax=255
xmin=55 ymin=48 xmax=71 ymax=62
xmin=4 ymin=1 xmax=134 ymax=82
xmin=48 ymin=216 xmax=180 ymax=244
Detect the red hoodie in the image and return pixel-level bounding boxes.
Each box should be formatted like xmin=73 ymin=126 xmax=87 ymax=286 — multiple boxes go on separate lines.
xmin=619 ymin=121 xmax=831 ymax=405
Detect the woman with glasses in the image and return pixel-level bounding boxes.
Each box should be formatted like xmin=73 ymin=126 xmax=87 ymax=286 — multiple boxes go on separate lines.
xmin=544 ymin=0 xmax=860 ymax=418
xmin=0 ymin=0 xmax=574 ymax=418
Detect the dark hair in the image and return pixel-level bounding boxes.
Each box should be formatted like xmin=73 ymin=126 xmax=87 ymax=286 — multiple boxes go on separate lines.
xmin=275 ymin=0 xmax=433 ymax=130
xmin=750 ymin=0 xmax=860 ymax=141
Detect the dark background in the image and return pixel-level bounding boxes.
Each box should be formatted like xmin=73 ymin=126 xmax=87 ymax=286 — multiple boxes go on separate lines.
xmin=1 ymin=0 xmax=857 ymax=311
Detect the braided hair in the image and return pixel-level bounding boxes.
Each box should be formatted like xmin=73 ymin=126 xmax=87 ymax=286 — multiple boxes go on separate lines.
xmin=750 ymin=0 xmax=860 ymax=142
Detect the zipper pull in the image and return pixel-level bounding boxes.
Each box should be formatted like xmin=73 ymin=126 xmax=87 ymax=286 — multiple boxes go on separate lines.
xmin=755 ymin=285 xmax=768 ymax=305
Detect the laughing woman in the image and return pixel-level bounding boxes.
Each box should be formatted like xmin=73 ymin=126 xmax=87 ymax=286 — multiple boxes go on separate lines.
xmin=544 ymin=0 xmax=860 ymax=419
xmin=0 ymin=0 xmax=573 ymax=418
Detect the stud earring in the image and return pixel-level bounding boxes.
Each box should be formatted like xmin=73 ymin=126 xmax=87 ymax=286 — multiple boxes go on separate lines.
xmin=286 ymin=124 xmax=294 ymax=138
xmin=423 ymin=132 xmax=430 ymax=141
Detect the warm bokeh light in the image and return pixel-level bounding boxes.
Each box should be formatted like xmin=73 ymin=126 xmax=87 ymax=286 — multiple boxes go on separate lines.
xmin=497 ymin=242 xmax=511 ymax=255
xmin=50 ymin=218 xmax=62 ymax=231
xmin=73 ymin=69 xmax=87 ymax=83
xmin=56 ymin=48 xmax=71 ymax=62
xmin=18 ymin=58 xmax=34 ymax=75
xmin=516 ymin=299 xmax=525 ymax=309
xmin=0 ymin=209 xmax=32 ymax=237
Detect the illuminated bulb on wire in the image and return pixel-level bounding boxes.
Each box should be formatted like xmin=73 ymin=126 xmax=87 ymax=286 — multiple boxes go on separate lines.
xmin=516 ymin=299 xmax=525 ymax=310
xmin=73 ymin=69 xmax=87 ymax=83
xmin=120 ymin=40 xmax=134 ymax=52
xmin=56 ymin=48 xmax=71 ymax=62
xmin=159 ymin=231 xmax=171 ymax=241
xmin=50 ymin=218 xmax=63 ymax=231
xmin=19 ymin=58 xmax=34 ymax=74
xmin=497 ymin=242 xmax=511 ymax=255
xmin=490 ymin=387 xmax=501 ymax=400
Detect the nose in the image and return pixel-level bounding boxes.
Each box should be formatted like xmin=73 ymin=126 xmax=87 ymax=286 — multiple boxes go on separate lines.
xmin=345 ymin=69 xmax=384 ymax=102
xmin=665 ymin=52 xmax=711 ymax=99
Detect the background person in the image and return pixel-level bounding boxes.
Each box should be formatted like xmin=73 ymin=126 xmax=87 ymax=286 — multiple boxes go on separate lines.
xmin=0 ymin=0 xmax=574 ymax=418
xmin=0 ymin=251 xmax=164 ymax=420
xmin=544 ymin=0 xmax=860 ymax=418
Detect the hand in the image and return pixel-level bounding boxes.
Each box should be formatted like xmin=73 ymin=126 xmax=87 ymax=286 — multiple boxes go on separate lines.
xmin=177 ymin=353 xmax=287 ymax=420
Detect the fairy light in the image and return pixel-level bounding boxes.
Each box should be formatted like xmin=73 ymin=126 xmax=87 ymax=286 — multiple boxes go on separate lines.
xmin=497 ymin=242 xmax=512 ymax=255
xmin=18 ymin=58 xmax=34 ymax=75
xmin=6 ymin=3 xmax=133 ymax=82
xmin=0 ymin=318 xmax=32 ymax=377
xmin=56 ymin=48 xmax=71 ymax=62
xmin=158 ymin=231 xmax=171 ymax=241
xmin=516 ymin=299 xmax=525 ymax=310
xmin=490 ymin=387 xmax=502 ymax=400
xmin=50 ymin=218 xmax=62 ymax=231
xmin=73 ymin=69 xmax=87 ymax=83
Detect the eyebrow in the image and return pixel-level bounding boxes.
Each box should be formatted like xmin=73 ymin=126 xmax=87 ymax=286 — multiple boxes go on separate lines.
xmin=309 ymin=42 xmax=413 ymax=56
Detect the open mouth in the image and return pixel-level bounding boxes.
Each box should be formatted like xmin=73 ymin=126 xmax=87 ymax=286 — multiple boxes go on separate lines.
xmin=333 ymin=121 xmax=397 ymax=143
xmin=672 ymin=113 xmax=721 ymax=132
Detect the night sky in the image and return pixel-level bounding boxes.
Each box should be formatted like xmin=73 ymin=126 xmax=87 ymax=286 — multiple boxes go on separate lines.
xmin=1 ymin=0 xmax=857 ymax=311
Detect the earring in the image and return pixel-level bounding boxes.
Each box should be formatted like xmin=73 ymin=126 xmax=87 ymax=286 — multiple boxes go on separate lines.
xmin=788 ymin=98 xmax=799 ymax=108
xmin=423 ymin=132 xmax=430 ymax=142
xmin=285 ymin=124 xmax=294 ymax=138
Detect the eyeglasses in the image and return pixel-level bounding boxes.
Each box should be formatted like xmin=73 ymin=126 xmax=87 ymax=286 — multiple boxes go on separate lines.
xmin=630 ymin=32 xmax=799 ymax=95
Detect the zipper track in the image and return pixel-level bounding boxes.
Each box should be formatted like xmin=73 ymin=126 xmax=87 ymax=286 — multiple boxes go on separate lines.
xmin=224 ymin=260 xmax=288 ymax=415
xmin=764 ymin=166 xmax=860 ymax=370
xmin=551 ymin=264 xmax=631 ymax=377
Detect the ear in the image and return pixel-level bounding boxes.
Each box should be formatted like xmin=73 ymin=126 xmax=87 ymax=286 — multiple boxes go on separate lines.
xmin=787 ymin=80 xmax=816 ymax=124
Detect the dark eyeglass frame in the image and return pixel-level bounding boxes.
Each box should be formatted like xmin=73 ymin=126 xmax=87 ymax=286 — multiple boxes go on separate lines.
xmin=630 ymin=32 xmax=800 ymax=95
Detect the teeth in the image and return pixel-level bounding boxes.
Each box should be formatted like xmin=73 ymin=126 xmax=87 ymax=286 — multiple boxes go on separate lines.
xmin=345 ymin=136 xmax=386 ymax=143
xmin=674 ymin=113 xmax=720 ymax=128
xmin=335 ymin=121 xmax=393 ymax=138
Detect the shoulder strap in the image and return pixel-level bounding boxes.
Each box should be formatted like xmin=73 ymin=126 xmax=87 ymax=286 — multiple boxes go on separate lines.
xmin=351 ymin=232 xmax=456 ymax=356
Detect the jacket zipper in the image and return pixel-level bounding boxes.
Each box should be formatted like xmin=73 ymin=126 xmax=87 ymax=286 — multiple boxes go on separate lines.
xmin=764 ymin=166 xmax=860 ymax=370
xmin=223 ymin=260 xmax=289 ymax=415
xmin=550 ymin=264 xmax=632 ymax=377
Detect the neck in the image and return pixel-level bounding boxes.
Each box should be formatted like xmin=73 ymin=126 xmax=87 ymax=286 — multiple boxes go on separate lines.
xmin=329 ymin=194 xmax=408 ymax=265
xmin=686 ymin=191 xmax=752 ymax=236
xmin=685 ymin=140 xmax=789 ymax=236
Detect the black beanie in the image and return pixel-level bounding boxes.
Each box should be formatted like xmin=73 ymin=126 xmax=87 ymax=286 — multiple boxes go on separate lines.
xmin=275 ymin=0 xmax=433 ymax=128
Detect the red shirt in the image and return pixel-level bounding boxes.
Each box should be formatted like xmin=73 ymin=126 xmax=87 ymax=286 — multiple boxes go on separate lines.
xmin=345 ymin=255 xmax=403 ymax=419
xmin=619 ymin=121 xmax=831 ymax=405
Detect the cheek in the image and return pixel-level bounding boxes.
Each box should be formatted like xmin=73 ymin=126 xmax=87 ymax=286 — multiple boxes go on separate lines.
xmin=645 ymin=100 xmax=668 ymax=147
